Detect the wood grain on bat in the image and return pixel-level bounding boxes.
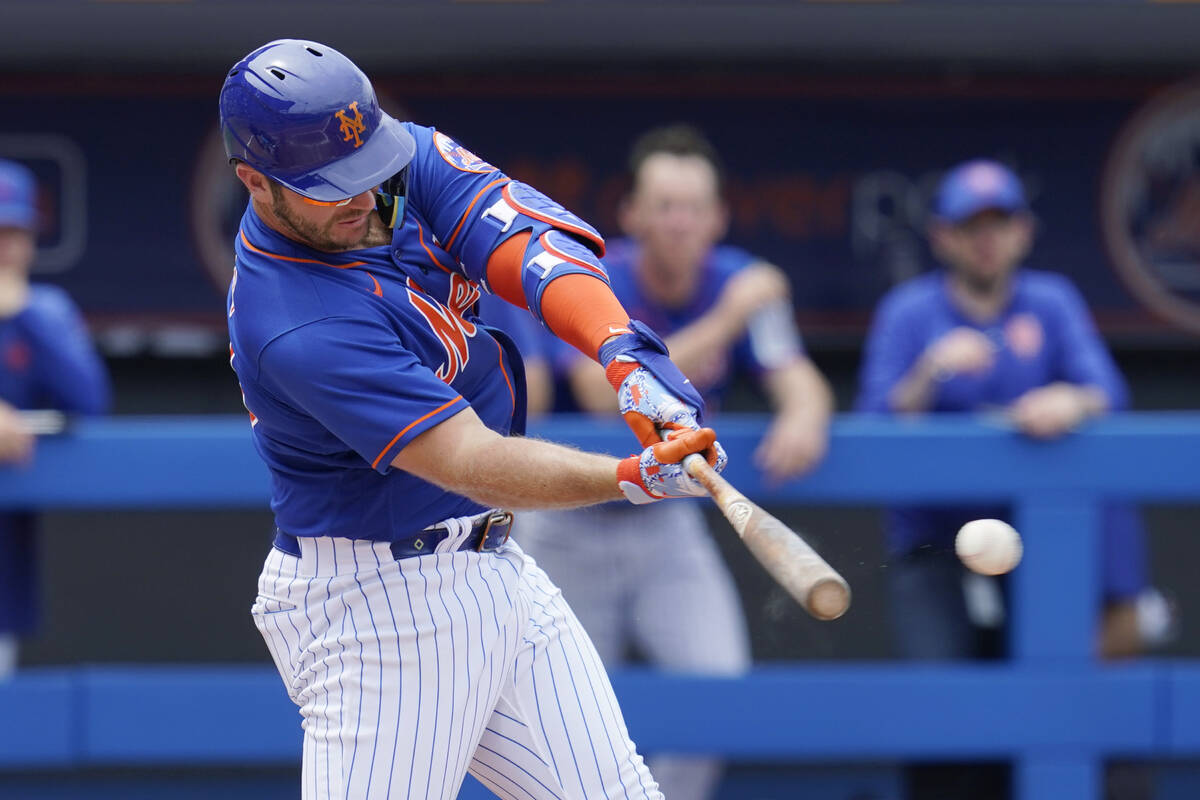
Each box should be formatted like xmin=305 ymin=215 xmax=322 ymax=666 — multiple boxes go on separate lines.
xmin=682 ymin=452 xmax=851 ymax=621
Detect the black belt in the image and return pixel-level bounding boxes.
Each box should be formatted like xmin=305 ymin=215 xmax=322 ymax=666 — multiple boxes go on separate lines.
xmin=272 ymin=510 xmax=514 ymax=560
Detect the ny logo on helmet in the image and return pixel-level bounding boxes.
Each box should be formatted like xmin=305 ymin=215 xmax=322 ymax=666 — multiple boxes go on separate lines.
xmin=335 ymin=101 xmax=366 ymax=148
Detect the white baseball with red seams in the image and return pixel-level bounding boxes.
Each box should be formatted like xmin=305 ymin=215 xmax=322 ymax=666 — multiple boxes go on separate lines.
xmin=955 ymin=519 xmax=1024 ymax=575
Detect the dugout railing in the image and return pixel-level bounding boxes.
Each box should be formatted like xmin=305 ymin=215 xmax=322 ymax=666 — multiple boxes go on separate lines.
xmin=2 ymin=412 xmax=1200 ymax=800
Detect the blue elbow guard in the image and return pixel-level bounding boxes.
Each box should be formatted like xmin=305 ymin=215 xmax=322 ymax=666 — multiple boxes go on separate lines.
xmin=456 ymin=181 xmax=607 ymax=303
xmin=519 ymin=230 xmax=611 ymax=327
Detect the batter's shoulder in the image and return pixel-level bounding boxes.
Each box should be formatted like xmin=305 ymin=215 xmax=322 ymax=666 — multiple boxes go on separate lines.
xmin=405 ymin=122 xmax=501 ymax=181
xmin=232 ymin=264 xmax=382 ymax=356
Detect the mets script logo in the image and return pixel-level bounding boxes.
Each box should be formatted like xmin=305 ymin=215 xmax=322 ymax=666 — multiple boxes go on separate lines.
xmin=1102 ymin=80 xmax=1200 ymax=334
xmin=335 ymin=101 xmax=366 ymax=148
xmin=406 ymin=274 xmax=481 ymax=383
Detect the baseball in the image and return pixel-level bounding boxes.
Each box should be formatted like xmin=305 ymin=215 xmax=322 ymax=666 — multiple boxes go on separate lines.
xmin=955 ymin=518 xmax=1023 ymax=575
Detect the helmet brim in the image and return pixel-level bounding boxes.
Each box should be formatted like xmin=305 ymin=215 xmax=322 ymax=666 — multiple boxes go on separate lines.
xmin=280 ymin=114 xmax=416 ymax=203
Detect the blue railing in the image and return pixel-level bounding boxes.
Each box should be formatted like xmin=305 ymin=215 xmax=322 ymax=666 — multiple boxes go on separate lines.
xmin=3 ymin=412 xmax=1200 ymax=800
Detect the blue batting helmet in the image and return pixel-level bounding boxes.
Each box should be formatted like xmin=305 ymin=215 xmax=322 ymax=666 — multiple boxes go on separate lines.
xmin=219 ymin=39 xmax=415 ymax=202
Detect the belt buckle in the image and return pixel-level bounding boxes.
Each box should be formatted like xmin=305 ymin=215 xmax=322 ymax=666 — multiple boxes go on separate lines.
xmin=476 ymin=510 xmax=513 ymax=552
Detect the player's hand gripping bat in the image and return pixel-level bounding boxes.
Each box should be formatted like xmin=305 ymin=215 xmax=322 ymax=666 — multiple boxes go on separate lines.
xmin=673 ymin=434 xmax=851 ymax=621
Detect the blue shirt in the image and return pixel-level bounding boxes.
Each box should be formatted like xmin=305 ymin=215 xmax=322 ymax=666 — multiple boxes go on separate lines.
xmin=0 ymin=284 xmax=109 ymax=634
xmin=0 ymin=285 xmax=110 ymax=414
xmin=855 ymin=269 xmax=1145 ymax=599
xmin=857 ymin=270 xmax=1127 ymax=414
xmin=228 ymin=124 xmax=532 ymax=541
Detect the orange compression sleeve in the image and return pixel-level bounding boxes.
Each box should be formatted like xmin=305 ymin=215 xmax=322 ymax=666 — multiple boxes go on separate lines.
xmin=484 ymin=233 xmax=530 ymax=309
xmin=540 ymin=275 xmax=631 ymax=362
xmin=485 ymin=234 xmax=631 ymax=362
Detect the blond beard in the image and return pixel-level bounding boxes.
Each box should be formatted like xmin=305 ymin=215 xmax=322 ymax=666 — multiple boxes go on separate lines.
xmin=268 ymin=186 xmax=391 ymax=252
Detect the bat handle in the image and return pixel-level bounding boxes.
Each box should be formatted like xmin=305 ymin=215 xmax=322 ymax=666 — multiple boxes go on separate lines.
xmin=681 ymin=451 xmax=745 ymax=511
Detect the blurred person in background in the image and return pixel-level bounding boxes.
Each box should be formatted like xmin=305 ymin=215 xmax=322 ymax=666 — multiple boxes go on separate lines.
xmin=0 ymin=159 xmax=110 ymax=679
xmin=512 ymin=124 xmax=834 ymax=800
xmin=856 ymin=158 xmax=1173 ymax=799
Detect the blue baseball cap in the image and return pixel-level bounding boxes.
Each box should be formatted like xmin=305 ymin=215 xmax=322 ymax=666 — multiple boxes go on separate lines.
xmin=0 ymin=159 xmax=36 ymax=231
xmin=932 ymin=159 xmax=1028 ymax=223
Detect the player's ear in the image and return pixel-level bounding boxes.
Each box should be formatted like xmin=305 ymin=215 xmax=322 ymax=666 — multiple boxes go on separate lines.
xmin=234 ymin=162 xmax=274 ymax=202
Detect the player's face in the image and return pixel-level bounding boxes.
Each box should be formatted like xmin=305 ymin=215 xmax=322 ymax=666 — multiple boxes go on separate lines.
xmin=931 ymin=209 xmax=1033 ymax=292
xmin=621 ymin=153 xmax=728 ymax=286
xmin=0 ymin=227 xmax=34 ymax=273
xmin=268 ymin=183 xmax=390 ymax=252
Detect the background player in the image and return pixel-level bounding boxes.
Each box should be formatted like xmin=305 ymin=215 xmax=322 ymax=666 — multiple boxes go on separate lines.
xmin=222 ymin=40 xmax=727 ymax=800
xmin=855 ymin=157 xmax=1172 ymax=799
xmin=0 ymin=159 xmax=110 ymax=678
xmin=514 ymin=124 xmax=834 ymax=800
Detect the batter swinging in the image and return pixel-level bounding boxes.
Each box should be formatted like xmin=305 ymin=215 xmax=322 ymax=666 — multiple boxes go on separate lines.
xmin=221 ymin=40 xmax=725 ymax=799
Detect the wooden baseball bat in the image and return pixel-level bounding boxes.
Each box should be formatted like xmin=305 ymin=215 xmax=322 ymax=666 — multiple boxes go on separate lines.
xmin=681 ymin=451 xmax=851 ymax=621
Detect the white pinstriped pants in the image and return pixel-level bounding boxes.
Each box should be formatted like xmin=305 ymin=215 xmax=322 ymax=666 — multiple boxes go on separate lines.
xmin=251 ymin=517 xmax=662 ymax=800
xmin=517 ymin=502 xmax=751 ymax=800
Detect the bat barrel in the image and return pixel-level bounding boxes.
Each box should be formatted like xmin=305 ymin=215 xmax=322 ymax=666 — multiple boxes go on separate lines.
xmin=671 ymin=430 xmax=853 ymax=622
xmin=806 ymin=577 xmax=852 ymax=621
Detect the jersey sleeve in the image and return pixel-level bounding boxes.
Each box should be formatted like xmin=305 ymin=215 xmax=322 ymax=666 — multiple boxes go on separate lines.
xmin=259 ymin=316 xmax=469 ymax=473
xmin=404 ymin=124 xmax=609 ymax=327
xmin=1047 ymin=277 xmax=1130 ymax=410
xmin=404 ymin=124 xmax=512 ymax=285
xmin=855 ymin=288 xmax=926 ymax=412
xmin=26 ymin=288 xmax=111 ymax=414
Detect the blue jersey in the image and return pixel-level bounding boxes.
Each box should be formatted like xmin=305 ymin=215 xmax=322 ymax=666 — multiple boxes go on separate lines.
xmin=0 ymin=285 xmax=108 ymax=635
xmin=855 ymin=269 xmax=1145 ymax=598
xmin=857 ymin=270 xmax=1127 ymax=414
xmin=228 ymin=124 xmax=537 ymax=541
xmin=0 ymin=285 xmax=110 ymax=414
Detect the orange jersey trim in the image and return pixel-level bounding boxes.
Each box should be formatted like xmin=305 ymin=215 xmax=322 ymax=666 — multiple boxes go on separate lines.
xmin=444 ymin=178 xmax=510 ymax=251
xmin=239 ymin=229 xmax=366 ymax=269
xmin=371 ymin=394 xmax=464 ymax=470
xmin=494 ymin=336 xmax=515 ymax=414
xmin=416 ymin=218 xmax=453 ymax=274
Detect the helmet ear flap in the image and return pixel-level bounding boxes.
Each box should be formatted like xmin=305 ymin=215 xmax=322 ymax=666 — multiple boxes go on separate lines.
xmin=375 ymin=166 xmax=409 ymax=229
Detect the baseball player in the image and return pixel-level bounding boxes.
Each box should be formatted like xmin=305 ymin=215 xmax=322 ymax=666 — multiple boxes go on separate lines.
xmin=855 ymin=158 xmax=1176 ymax=800
xmin=0 ymin=159 xmax=110 ymax=678
xmin=513 ymin=124 xmax=833 ymax=800
xmin=856 ymin=158 xmax=1166 ymax=665
xmin=221 ymin=40 xmax=727 ymax=800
